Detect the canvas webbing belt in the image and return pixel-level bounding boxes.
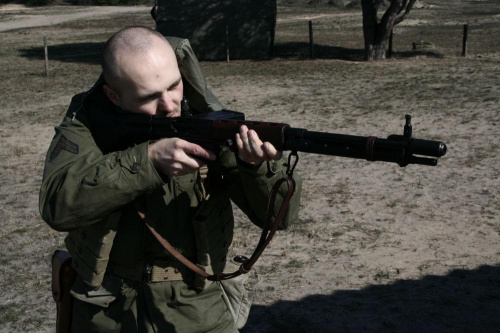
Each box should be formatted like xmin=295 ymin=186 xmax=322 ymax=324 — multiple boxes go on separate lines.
xmin=107 ymin=259 xmax=195 ymax=283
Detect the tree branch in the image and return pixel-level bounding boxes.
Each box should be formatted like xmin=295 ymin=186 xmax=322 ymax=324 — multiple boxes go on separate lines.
xmin=397 ymin=0 xmax=409 ymax=15
xmin=378 ymin=0 xmax=402 ymax=40
xmin=395 ymin=0 xmax=416 ymax=25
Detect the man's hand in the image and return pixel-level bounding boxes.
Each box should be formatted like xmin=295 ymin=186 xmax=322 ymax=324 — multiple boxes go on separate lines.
xmin=235 ymin=125 xmax=283 ymax=165
xmin=148 ymin=138 xmax=216 ymax=177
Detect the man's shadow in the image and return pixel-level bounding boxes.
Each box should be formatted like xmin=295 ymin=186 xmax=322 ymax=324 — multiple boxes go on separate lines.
xmin=242 ymin=264 xmax=500 ymax=332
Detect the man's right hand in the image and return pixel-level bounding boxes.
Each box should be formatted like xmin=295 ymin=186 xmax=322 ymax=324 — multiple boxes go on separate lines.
xmin=148 ymin=138 xmax=216 ymax=177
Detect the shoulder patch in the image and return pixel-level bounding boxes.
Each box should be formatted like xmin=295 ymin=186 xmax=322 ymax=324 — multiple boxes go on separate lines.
xmin=50 ymin=135 xmax=79 ymax=161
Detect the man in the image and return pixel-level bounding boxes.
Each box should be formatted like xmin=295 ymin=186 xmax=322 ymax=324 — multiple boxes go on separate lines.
xmin=40 ymin=26 xmax=301 ymax=332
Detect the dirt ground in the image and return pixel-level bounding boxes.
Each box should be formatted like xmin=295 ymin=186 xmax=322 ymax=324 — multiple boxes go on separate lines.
xmin=0 ymin=5 xmax=149 ymax=32
xmin=0 ymin=1 xmax=499 ymax=332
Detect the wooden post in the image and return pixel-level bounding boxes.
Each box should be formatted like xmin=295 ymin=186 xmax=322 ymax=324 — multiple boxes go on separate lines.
xmin=269 ymin=18 xmax=276 ymax=59
xmin=462 ymin=24 xmax=468 ymax=57
xmin=44 ymin=36 xmax=49 ymax=76
xmin=309 ymin=20 xmax=314 ymax=59
xmin=387 ymin=29 xmax=393 ymax=58
xmin=225 ymin=24 xmax=230 ymax=63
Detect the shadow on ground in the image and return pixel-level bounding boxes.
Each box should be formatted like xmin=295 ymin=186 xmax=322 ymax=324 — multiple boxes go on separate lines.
xmin=19 ymin=42 xmax=105 ymax=64
xmin=273 ymin=42 xmax=365 ymax=61
xmin=18 ymin=41 xmax=443 ymax=64
xmin=242 ymin=265 xmax=500 ymax=333
xmin=272 ymin=42 xmax=443 ymax=61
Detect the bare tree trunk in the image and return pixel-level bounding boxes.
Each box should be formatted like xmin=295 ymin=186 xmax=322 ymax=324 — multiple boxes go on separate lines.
xmin=361 ymin=0 xmax=380 ymax=60
xmin=365 ymin=42 xmax=388 ymax=61
xmin=361 ymin=0 xmax=417 ymax=61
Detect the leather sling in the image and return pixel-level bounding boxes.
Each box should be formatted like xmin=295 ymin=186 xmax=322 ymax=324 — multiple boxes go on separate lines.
xmin=137 ymin=174 xmax=296 ymax=281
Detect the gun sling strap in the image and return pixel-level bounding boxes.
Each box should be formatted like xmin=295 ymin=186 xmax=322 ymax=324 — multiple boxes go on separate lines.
xmin=136 ymin=160 xmax=297 ymax=281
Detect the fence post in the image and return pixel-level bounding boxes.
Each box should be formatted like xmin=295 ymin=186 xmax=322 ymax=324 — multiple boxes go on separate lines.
xmin=309 ymin=20 xmax=314 ymax=59
xmin=462 ymin=24 xmax=468 ymax=57
xmin=44 ymin=36 xmax=49 ymax=76
xmin=225 ymin=24 xmax=230 ymax=62
xmin=387 ymin=29 xmax=393 ymax=58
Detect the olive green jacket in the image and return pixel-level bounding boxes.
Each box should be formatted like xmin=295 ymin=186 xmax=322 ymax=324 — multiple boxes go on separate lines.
xmin=39 ymin=37 xmax=302 ymax=294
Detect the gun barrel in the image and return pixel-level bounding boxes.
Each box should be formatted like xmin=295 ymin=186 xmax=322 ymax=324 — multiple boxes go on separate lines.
xmin=284 ymin=128 xmax=447 ymax=166
xmin=388 ymin=135 xmax=447 ymax=157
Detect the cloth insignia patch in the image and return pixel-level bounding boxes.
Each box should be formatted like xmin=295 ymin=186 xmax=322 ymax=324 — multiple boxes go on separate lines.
xmin=50 ymin=135 xmax=79 ymax=161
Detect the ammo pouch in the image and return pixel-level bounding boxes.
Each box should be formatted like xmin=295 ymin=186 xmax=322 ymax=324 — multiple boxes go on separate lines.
xmin=70 ymin=274 xmax=121 ymax=308
xmin=65 ymin=211 xmax=121 ymax=290
xmin=192 ymin=195 xmax=234 ymax=290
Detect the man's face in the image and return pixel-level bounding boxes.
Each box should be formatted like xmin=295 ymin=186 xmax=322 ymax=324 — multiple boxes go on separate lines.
xmin=106 ymin=42 xmax=183 ymax=118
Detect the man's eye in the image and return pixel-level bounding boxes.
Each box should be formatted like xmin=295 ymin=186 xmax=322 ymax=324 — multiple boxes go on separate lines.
xmin=168 ymin=79 xmax=182 ymax=91
xmin=140 ymin=95 xmax=155 ymax=102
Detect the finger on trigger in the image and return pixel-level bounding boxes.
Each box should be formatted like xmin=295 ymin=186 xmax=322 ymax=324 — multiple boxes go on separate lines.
xmin=188 ymin=154 xmax=210 ymax=169
xmin=185 ymin=142 xmax=216 ymax=161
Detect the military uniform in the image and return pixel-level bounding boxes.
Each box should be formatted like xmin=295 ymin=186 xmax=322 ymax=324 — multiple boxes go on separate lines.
xmin=39 ymin=37 xmax=302 ymax=332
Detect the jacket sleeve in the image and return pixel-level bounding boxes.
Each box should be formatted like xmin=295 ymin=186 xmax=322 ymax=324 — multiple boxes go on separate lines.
xmin=217 ymin=150 xmax=302 ymax=230
xmin=39 ymin=95 xmax=164 ymax=232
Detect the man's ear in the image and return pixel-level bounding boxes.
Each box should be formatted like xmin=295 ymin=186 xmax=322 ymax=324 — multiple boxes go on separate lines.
xmin=103 ymin=84 xmax=121 ymax=107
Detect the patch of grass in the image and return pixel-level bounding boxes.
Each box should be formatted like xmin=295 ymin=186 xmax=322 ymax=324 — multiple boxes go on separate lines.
xmin=259 ymin=265 xmax=279 ymax=275
xmin=285 ymin=258 xmax=305 ymax=268
xmin=387 ymin=199 xmax=402 ymax=208
xmin=11 ymin=227 xmax=28 ymax=235
xmin=373 ymin=269 xmax=392 ymax=282
xmin=0 ymin=304 xmax=23 ymax=324
xmin=332 ymin=231 xmax=344 ymax=237
xmin=329 ymin=248 xmax=349 ymax=256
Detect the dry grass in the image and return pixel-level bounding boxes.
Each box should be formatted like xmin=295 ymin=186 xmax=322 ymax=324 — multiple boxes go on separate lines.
xmin=1 ymin=1 xmax=499 ymax=332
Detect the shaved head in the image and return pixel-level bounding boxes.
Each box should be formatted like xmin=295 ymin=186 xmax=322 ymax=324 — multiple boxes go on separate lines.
xmin=102 ymin=26 xmax=175 ymax=93
xmin=101 ymin=26 xmax=183 ymax=117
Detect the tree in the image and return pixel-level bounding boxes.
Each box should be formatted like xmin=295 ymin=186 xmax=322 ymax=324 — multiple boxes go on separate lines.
xmin=361 ymin=0 xmax=417 ymax=61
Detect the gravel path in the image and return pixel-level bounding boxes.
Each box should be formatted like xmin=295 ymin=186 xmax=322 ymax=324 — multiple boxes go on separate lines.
xmin=0 ymin=5 xmax=150 ymax=32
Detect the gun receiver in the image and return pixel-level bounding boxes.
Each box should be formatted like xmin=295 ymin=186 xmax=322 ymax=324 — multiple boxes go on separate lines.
xmin=91 ymin=108 xmax=447 ymax=167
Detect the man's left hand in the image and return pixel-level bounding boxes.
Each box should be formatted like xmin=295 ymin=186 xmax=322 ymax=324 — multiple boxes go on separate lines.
xmin=235 ymin=125 xmax=283 ymax=165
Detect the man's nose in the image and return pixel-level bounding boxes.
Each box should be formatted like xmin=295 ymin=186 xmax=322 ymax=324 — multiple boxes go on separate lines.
xmin=158 ymin=93 xmax=176 ymax=113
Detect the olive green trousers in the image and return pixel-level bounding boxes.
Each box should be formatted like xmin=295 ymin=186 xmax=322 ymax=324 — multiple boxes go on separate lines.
xmin=71 ymin=278 xmax=237 ymax=333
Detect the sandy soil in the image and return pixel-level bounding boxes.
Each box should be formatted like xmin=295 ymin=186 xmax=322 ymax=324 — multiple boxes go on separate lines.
xmin=0 ymin=5 xmax=149 ymax=32
xmin=0 ymin=1 xmax=499 ymax=332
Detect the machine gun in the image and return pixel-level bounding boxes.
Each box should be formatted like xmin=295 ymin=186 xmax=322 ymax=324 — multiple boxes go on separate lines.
xmin=90 ymin=100 xmax=447 ymax=167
